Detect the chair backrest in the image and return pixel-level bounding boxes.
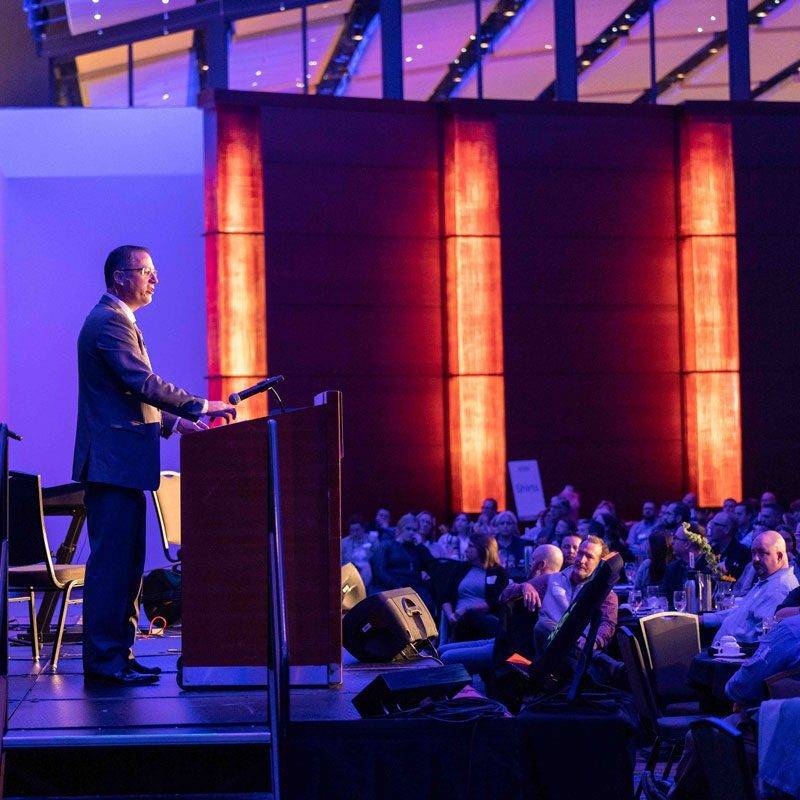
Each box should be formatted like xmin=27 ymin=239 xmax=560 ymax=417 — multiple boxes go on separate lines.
xmin=8 ymin=471 xmax=56 ymax=571
xmin=616 ymin=625 xmax=660 ymax=733
xmin=640 ymin=611 xmax=700 ymax=702
xmin=152 ymin=471 xmax=180 ymax=558
xmin=690 ymin=718 xmax=756 ymax=800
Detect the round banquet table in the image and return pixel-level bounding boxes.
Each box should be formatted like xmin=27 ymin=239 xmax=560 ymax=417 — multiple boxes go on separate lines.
xmin=688 ymin=651 xmax=747 ymax=712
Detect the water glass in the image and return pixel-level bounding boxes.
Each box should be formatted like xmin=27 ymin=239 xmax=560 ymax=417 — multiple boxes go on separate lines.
xmin=629 ymin=589 xmax=643 ymax=614
xmin=624 ymin=563 xmax=636 ymax=585
xmin=645 ymin=585 xmax=661 ymax=611
xmin=673 ymin=590 xmax=688 ymax=613
xmin=657 ymin=595 xmax=669 ymax=612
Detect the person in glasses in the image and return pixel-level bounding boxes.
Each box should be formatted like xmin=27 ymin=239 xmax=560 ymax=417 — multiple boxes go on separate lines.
xmin=73 ymin=245 xmax=236 ymax=686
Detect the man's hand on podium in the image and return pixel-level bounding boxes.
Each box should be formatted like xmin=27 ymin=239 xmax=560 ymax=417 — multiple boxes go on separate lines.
xmin=205 ymin=400 xmax=237 ymax=424
xmin=176 ymin=418 xmax=209 ymax=435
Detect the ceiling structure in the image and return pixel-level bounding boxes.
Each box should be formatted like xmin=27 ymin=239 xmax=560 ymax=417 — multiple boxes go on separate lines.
xmin=52 ymin=0 xmax=800 ymax=105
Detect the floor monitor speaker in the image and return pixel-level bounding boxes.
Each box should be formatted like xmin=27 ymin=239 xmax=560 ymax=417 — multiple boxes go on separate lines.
xmin=341 ymin=562 xmax=367 ymax=613
xmin=342 ymin=588 xmax=438 ymax=663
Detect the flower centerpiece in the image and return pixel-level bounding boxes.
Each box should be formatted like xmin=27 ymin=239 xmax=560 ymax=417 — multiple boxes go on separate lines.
xmin=681 ymin=522 xmax=721 ymax=575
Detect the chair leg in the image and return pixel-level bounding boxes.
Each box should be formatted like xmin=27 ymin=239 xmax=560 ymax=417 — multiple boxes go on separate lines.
xmin=49 ymin=585 xmax=74 ymax=673
xmin=27 ymin=591 xmax=40 ymax=662
xmin=662 ymin=743 xmax=681 ymax=780
xmin=636 ymin=737 xmax=662 ymax=799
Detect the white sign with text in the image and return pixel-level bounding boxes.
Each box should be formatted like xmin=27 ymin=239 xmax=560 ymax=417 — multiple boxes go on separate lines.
xmin=508 ymin=459 xmax=546 ymax=521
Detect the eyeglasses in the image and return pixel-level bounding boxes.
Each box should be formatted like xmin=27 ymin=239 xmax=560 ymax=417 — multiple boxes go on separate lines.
xmin=120 ymin=267 xmax=158 ymax=279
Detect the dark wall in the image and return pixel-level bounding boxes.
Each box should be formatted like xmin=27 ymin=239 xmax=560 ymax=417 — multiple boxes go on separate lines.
xmin=259 ymin=99 xmax=448 ymax=521
xmin=496 ymin=106 xmax=684 ymax=517
xmin=0 ymin=0 xmax=50 ymax=106
xmin=733 ymin=106 xmax=800 ymax=505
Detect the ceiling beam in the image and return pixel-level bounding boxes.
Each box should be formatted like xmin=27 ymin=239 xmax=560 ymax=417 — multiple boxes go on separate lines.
xmin=314 ymin=0 xmax=380 ymax=96
xmin=29 ymin=0 xmax=330 ymax=60
xmin=752 ymin=53 xmax=800 ymax=99
xmin=634 ymin=0 xmax=784 ymax=103
xmin=429 ymin=0 xmax=530 ymax=101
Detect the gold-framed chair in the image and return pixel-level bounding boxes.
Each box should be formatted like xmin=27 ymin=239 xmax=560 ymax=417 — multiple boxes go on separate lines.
xmin=8 ymin=471 xmax=85 ymax=671
xmin=151 ymin=470 xmax=180 ymax=563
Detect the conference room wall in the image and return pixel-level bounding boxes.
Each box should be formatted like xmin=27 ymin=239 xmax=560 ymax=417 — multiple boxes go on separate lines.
xmin=733 ymin=107 xmax=800 ymax=504
xmin=495 ymin=106 xmax=684 ymax=519
xmin=0 ymin=108 xmax=205 ymax=569
xmin=257 ymin=99 xmax=448 ymax=521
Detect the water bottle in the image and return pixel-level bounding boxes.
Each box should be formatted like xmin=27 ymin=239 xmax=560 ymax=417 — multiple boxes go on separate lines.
xmin=684 ymin=573 xmax=697 ymax=614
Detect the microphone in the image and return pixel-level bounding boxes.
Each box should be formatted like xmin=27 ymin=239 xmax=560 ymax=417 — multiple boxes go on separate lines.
xmin=228 ymin=375 xmax=284 ymax=405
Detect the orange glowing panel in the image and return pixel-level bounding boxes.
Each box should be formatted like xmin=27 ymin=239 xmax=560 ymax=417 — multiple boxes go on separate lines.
xmin=678 ymin=118 xmax=742 ymax=504
xmin=204 ymin=103 xmax=267 ymax=422
xmin=444 ymin=115 xmax=505 ymax=512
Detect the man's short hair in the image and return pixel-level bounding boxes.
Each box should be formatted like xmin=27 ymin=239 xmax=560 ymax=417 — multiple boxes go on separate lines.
xmin=583 ymin=534 xmax=609 ymax=558
xmin=670 ymin=502 xmax=691 ymax=523
xmin=104 ymin=245 xmax=151 ymax=288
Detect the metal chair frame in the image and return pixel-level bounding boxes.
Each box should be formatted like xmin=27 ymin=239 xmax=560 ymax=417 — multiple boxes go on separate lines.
xmin=151 ymin=470 xmax=180 ymax=563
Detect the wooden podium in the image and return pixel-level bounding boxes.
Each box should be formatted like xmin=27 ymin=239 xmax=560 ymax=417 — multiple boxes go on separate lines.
xmin=179 ymin=391 xmax=343 ymax=687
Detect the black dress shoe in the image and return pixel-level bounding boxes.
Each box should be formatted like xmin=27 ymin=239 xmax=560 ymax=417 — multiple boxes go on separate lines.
xmin=127 ymin=658 xmax=162 ymax=675
xmin=84 ymin=667 xmax=159 ymax=686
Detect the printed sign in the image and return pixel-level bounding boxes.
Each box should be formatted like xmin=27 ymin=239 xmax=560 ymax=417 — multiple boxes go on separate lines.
xmin=508 ymin=459 xmax=546 ymax=521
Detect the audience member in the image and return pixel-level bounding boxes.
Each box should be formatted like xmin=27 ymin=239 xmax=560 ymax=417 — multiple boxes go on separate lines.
xmin=661 ymin=522 xmax=704 ymax=600
xmin=558 ymin=484 xmax=581 ymax=521
xmin=628 ymin=501 xmax=658 ymax=558
xmin=560 ymin=534 xmax=582 ymax=569
xmin=741 ymin=502 xmax=783 ymax=548
xmin=706 ymin=511 xmax=749 ymax=579
xmin=340 ymin=515 xmax=374 ymax=588
xmin=596 ymin=512 xmax=632 ymax=563
xmin=721 ymin=497 xmax=737 ymax=514
xmin=438 ymin=512 xmax=470 ymax=561
xmin=369 ymin=507 xmax=394 ymax=542
xmin=661 ymin=501 xmax=691 ymax=528
xmin=441 ymin=533 xmax=508 ymax=641
xmin=634 ymin=529 xmax=672 ymax=590
xmin=416 ymin=510 xmax=447 ymax=557
xmin=682 ymin=492 xmax=698 ymax=522
xmin=733 ymin=501 xmax=755 ymax=541
xmin=494 ymin=510 xmax=525 ymax=570
xmin=529 ymin=543 xmax=564 ymax=577
xmin=370 ymin=513 xmax=435 ymax=612
xmin=761 ymin=491 xmax=777 ymax=507
xmin=702 ymin=531 xmax=798 ymax=642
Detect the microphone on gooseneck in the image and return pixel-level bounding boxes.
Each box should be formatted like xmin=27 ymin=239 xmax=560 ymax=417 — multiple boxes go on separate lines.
xmin=228 ymin=375 xmax=285 ymax=405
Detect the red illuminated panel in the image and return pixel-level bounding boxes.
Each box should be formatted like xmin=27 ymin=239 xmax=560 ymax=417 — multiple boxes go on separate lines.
xmin=204 ymin=103 xmax=267 ymax=422
xmin=444 ymin=116 xmax=506 ymax=512
xmin=679 ymin=118 xmax=741 ymax=504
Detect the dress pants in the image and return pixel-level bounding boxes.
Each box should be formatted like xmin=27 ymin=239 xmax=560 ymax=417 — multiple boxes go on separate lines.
xmin=83 ymin=482 xmax=146 ymax=675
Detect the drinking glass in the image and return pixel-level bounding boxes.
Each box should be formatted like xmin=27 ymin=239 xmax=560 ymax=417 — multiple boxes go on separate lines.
xmin=629 ymin=589 xmax=643 ymax=614
xmin=657 ymin=595 xmax=669 ymax=612
xmin=645 ymin=585 xmax=661 ymax=611
xmin=673 ymin=590 xmax=687 ymax=613
xmin=624 ymin=563 xmax=636 ymax=585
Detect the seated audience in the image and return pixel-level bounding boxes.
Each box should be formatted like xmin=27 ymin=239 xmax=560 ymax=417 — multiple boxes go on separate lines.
xmin=558 ymin=484 xmax=580 ymax=521
xmin=628 ymin=501 xmax=658 ymax=558
xmin=634 ymin=529 xmax=672 ymax=590
xmin=529 ymin=543 xmax=564 ymax=577
xmin=660 ymin=501 xmax=691 ymax=528
xmin=702 ymin=531 xmax=798 ymax=642
xmin=778 ymin=525 xmax=799 ymax=581
xmin=494 ymin=510 xmax=525 ymax=570
xmin=733 ymin=501 xmax=755 ymax=541
xmin=416 ymin=510 xmax=447 ymax=558
xmin=661 ymin=522 xmax=705 ymax=600
xmin=370 ymin=513 xmax=435 ymax=612
xmin=369 ymin=507 xmax=395 ymax=542
xmin=721 ymin=497 xmax=737 ymax=514
xmin=501 ymin=535 xmax=618 ymax=655
xmin=597 ymin=512 xmax=632 ymax=562
xmin=741 ymin=502 xmax=782 ymax=547
xmin=438 ymin=512 xmax=471 ymax=561
xmin=706 ymin=510 xmax=749 ymax=579
xmin=560 ymin=533 xmax=582 ymax=569
xmin=553 ymin=518 xmax=576 ymax=541
xmin=340 ymin=515 xmax=374 ymax=588
xmin=441 ymin=533 xmax=508 ymax=641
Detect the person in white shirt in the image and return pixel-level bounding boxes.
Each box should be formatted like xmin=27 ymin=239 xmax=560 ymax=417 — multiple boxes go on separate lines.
xmin=702 ymin=531 xmax=799 ymax=642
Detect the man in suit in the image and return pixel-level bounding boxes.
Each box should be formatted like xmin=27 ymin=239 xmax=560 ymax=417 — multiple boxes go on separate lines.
xmin=73 ymin=245 xmax=236 ymax=686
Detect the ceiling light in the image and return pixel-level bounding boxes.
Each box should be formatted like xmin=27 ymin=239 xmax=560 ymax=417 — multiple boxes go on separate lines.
xmin=251 ymin=81 xmax=258 ymax=87
xmin=544 ymin=43 xmax=553 ymax=50
xmin=469 ymin=34 xmax=476 ymax=40
xmin=296 ymin=81 xmax=304 ymax=88
xmin=162 ymin=0 xmax=169 ymax=4
xmin=619 ymin=24 xmax=629 ymax=30
xmin=710 ymin=15 xmax=716 ymax=20
xmin=255 ymin=69 xmax=262 ymax=76
xmin=611 ymin=26 xmax=618 ymax=32
xmin=93 ymin=12 xmax=101 ymax=19
xmin=162 ymin=92 xmax=170 ymax=100
xmin=503 ymin=9 xmax=515 ymax=16
xmin=201 ymin=64 xmax=209 ymax=71
xmin=624 ymin=13 xmax=632 ymax=19
xmin=405 ymin=56 xmax=413 ymax=62
xmin=310 ymin=37 xmax=316 ymax=43
xmin=352 ymin=33 xmax=363 ymax=41
xmin=697 ymin=26 xmax=703 ymax=32
xmin=91 ymin=0 xmax=99 ymax=3
xmin=581 ymin=59 xmax=591 ymax=66
xmin=416 ymin=43 xmax=423 ymax=49
xmin=454 ymin=76 xmax=462 ymax=83
xmin=676 ymin=73 xmax=685 ymax=79
xmin=599 ymin=38 xmax=606 ymax=44
xmin=710 ymin=47 xmax=718 ymax=54
xmin=480 ymin=41 xmax=489 ymax=48
xmin=757 ymin=10 xmax=766 ymax=16
xmin=309 ymin=60 xmax=317 ymax=66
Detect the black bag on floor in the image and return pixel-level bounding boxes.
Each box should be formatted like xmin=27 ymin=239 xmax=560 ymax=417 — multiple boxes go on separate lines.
xmin=142 ymin=565 xmax=181 ymax=625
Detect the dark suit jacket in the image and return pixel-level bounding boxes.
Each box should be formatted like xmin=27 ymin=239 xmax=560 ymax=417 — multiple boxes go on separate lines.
xmin=72 ymin=295 xmax=205 ymax=490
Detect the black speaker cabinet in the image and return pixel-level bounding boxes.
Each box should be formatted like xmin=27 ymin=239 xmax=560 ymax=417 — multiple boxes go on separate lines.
xmin=342 ymin=588 xmax=438 ymax=663
xmin=352 ymin=664 xmax=471 ymax=717
xmin=341 ymin=562 xmax=367 ymax=613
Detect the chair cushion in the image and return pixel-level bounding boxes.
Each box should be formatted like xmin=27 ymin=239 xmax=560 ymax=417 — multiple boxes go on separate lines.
xmin=664 ymin=701 xmax=702 ymax=715
xmin=9 ymin=564 xmax=85 ymax=589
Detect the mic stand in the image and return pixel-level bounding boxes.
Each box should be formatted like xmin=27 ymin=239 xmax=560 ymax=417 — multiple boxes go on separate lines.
xmin=268 ymin=385 xmax=286 ymax=414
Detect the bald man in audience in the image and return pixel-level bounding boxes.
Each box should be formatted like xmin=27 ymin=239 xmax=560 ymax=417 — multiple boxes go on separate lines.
xmin=529 ymin=543 xmax=563 ymax=578
xmin=702 ymin=531 xmax=798 ymax=642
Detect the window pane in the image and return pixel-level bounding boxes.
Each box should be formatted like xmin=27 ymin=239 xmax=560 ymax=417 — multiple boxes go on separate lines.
xmin=75 ymin=46 xmax=129 ymax=107
xmin=751 ymin=0 xmax=800 ymax=101
xmin=132 ymin=31 xmax=194 ymax=107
